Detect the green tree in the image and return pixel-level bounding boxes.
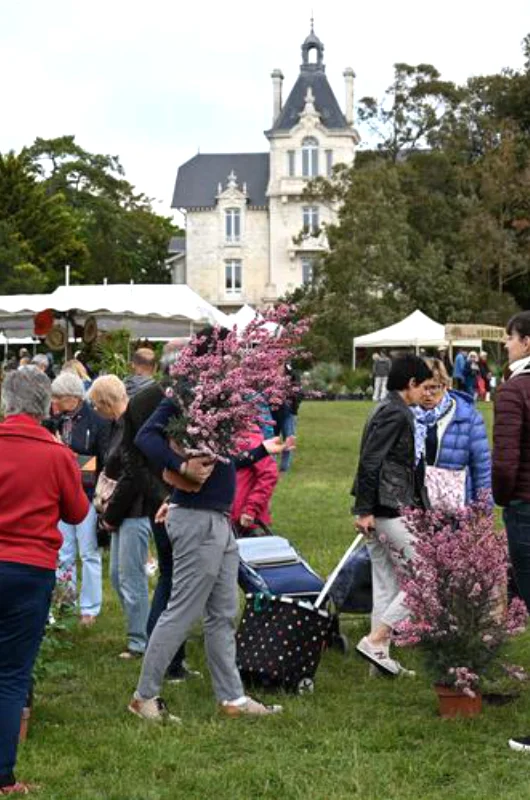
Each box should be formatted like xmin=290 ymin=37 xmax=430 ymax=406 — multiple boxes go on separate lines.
xmin=0 ymin=151 xmax=85 ymax=292
xmin=358 ymin=63 xmax=462 ymax=162
xmin=26 ymin=136 xmax=179 ymax=285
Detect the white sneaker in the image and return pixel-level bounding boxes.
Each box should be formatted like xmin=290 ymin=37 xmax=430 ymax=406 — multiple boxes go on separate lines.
xmin=356 ymin=636 xmax=401 ymax=676
xmin=369 ymin=662 xmax=416 ymax=678
xmin=509 ymin=736 xmax=530 ymax=752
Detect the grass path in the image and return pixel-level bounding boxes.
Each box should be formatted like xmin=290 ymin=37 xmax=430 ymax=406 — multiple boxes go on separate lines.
xmin=20 ymin=400 xmax=530 ymax=800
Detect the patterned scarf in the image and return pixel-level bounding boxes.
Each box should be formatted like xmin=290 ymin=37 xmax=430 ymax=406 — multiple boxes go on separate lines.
xmin=412 ymin=392 xmax=453 ymax=465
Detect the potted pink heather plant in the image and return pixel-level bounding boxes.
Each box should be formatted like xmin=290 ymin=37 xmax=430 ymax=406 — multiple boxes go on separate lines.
xmin=394 ymin=502 xmax=528 ymax=718
xmin=165 ymin=305 xmax=309 ymax=463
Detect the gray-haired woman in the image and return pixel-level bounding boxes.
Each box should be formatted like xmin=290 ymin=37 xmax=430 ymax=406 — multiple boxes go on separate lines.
xmin=50 ymin=372 xmax=111 ymax=625
xmin=0 ymin=367 xmax=88 ymax=794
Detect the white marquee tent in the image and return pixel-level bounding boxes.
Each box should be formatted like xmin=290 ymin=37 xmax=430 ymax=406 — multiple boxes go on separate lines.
xmin=352 ymin=310 xmax=448 ymax=368
xmin=0 ymin=284 xmax=231 ymax=342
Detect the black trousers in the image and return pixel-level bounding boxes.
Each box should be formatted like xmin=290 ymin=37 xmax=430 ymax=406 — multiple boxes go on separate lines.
xmin=504 ymin=504 xmax=530 ymax=611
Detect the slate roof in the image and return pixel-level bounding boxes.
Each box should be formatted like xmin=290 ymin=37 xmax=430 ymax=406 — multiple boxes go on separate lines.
xmin=271 ymin=71 xmax=348 ymax=132
xmin=270 ymin=27 xmax=348 ymax=132
xmin=172 ymin=153 xmax=270 ymax=210
xmin=168 ymin=236 xmax=186 ymax=254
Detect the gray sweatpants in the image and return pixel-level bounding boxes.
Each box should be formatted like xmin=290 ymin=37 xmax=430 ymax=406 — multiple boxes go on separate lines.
xmin=366 ymin=516 xmax=415 ymax=630
xmin=136 ymin=506 xmax=244 ymax=703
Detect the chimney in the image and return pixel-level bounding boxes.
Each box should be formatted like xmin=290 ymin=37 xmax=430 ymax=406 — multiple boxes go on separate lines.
xmin=271 ymin=69 xmax=284 ymax=124
xmin=343 ymin=67 xmax=355 ymax=125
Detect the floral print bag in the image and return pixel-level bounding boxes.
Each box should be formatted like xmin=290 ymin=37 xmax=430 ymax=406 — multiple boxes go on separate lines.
xmin=425 ymin=465 xmax=466 ymax=512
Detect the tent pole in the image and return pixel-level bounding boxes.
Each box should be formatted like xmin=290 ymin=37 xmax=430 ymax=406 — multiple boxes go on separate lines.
xmin=352 ymin=342 xmax=356 ymax=370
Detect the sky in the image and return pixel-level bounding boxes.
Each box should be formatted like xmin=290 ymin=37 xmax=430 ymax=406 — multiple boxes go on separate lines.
xmin=2 ymin=0 xmax=530 ymax=222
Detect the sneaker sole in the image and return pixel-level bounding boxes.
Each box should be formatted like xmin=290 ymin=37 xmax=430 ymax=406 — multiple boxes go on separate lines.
xmin=356 ymin=645 xmax=399 ymax=676
xmin=509 ymin=739 xmax=530 ymax=752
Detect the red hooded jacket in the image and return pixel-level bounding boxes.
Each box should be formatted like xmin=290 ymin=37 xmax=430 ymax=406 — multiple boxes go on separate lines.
xmin=231 ymin=430 xmax=278 ymax=528
xmin=0 ymin=414 xmax=89 ymax=570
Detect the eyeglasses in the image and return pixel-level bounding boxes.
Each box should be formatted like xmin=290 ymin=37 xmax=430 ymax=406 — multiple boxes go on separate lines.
xmin=423 ymin=384 xmax=444 ymax=394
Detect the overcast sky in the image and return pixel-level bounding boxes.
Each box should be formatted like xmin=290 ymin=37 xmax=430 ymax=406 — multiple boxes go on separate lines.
xmin=2 ymin=0 xmax=530 ymax=221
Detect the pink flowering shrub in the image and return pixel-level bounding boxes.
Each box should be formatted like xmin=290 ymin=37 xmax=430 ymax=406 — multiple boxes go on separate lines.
xmin=394 ymin=502 xmax=528 ymax=696
xmin=165 ymin=305 xmax=310 ymax=460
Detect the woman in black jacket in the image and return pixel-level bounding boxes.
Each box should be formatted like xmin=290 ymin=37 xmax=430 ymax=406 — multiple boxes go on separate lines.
xmin=50 ymin=372 xmax=111 ymax=625
xmin=88 ymin=375 xmax=157 ymax=658
xmin=352 ymin=354 xmax=432 ymax=676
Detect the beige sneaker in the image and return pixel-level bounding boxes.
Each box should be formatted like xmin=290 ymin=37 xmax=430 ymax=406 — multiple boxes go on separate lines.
xmin=128 ymin=695 xmax=181 ymax=723
xmin=219 ymin=697 xmax=283 ymax=718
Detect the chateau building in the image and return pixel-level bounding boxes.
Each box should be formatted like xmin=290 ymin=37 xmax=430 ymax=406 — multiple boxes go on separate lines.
xmin=171 ymin=26 xmax=359 ymax=309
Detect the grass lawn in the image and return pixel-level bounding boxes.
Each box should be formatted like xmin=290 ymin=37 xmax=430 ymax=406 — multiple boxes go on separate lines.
xmin=19 ymin=400 xmax=530 ymax=800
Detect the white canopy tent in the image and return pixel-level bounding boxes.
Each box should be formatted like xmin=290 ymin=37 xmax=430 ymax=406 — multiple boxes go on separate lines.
xmin=225 ymin=304 xmax=258 ymax=331
xmin=224 ymin=304 xmax=280 ymax=337
xmin=352 ymin=310 xmax=448 ymax=368
xmin=0 ymin=284 xmax=231 ymax=342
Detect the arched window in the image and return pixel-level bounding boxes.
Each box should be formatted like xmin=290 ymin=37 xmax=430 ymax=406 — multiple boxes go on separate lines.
xmin=302 ymin=137 xmax=319 ymax=178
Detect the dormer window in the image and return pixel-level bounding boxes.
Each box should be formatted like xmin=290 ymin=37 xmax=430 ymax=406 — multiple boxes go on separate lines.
xmin=302 ymin=137 xmax=319 ymax=178
xmin=225 ymin=208 xmax=241 ymax=243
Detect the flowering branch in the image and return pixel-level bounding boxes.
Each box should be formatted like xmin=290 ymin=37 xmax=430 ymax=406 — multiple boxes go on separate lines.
xmin=393 ymin=501 xmax=528 ymax=694
xmin=165 ymin=305 xmax=310 ymax=460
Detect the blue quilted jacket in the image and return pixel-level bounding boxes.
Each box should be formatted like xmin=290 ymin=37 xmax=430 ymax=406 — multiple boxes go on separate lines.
xmin=432 ymin=390 xmax=492 ymax=503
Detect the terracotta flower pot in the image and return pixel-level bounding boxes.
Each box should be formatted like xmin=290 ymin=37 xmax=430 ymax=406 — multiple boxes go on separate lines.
xmin=434 ymin=684 xmax=482 ymax=718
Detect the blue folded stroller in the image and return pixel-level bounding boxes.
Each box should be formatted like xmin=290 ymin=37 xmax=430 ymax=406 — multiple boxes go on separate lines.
xmin=237 ymin=535 xmax=324 ymax=600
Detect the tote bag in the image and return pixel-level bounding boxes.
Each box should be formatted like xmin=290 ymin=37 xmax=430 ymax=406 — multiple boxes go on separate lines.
xmin=425 ymin=465 xmax=466 ymax=512
xmin=93 ymin=471 xmax=118 ymax=514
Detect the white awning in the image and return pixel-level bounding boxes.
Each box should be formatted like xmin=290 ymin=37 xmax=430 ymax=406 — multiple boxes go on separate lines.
xmin=354 ymin=310 xmax=447 ymax=349
xmin=0 ymin=284 xmax=231 ymax=339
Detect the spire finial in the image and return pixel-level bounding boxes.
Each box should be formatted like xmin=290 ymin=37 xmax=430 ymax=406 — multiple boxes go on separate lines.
xmin=310 ymin=11 xmax=314 ymax=33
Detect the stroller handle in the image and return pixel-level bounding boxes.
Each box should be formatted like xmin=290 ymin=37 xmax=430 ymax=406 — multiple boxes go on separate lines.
xmin=314 ymin=533 xmax=365 ymax=610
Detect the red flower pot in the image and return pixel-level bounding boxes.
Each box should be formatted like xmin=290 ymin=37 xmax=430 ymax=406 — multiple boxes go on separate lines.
xmin=434 ymin=684 xmax=482 ymax=718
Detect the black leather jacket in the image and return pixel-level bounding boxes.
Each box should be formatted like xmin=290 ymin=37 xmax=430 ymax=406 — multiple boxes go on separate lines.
xmin=103 ymin=383 xmax=169 ymax=528
xmin=352 ymin=391 xmax=428 ymax=517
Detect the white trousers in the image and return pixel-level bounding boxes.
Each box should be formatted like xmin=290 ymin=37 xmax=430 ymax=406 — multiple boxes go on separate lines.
xmin=373 ymin=376 xmax=388 ymax=402
xmin=366 ymin=516 xmax=415 ymax=630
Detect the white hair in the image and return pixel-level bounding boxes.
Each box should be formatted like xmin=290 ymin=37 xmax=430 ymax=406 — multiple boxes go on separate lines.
xmin=51 ymin=372 xmax=85 ymax=399
xmin=2 ymin=367 xmax=52 ymax=418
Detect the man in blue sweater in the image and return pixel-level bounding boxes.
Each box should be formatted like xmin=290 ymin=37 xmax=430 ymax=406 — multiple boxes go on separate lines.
xmin=128 ymin=396 xmax=292 ymax=722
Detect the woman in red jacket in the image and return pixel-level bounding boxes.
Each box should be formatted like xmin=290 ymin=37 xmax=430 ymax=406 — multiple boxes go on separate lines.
xmin=0 ymin=368 xmax=88 ymax=796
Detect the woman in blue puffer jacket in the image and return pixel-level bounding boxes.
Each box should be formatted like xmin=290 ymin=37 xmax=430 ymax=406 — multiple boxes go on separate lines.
xmin=414 ymin=358 xmax=491 ymax=504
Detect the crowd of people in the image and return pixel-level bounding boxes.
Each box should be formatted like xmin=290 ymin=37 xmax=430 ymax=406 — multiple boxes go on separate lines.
xmin=0 ymin=333 xmax=299 ymax=794
xmin=372 ymin=345 xmax=495 ymax=403
xmin=2 ymin=312 xmax=530 ymax=793
xmin=355 ymin=310 xmax=530 ymax=752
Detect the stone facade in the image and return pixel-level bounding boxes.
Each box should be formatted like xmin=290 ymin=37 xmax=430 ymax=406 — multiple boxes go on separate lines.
xmin=171 ymin=27 xmax=359 ymax=309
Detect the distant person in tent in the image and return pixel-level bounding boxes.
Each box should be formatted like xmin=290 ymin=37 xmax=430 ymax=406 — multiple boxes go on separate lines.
xmin=124 ymin=348 xmax=157 ymax=397
xmin=372 ymin=350 xmax=392 ymax=402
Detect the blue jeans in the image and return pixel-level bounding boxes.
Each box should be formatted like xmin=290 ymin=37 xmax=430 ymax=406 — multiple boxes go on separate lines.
xmin=279 ymin=413 xmax=297 ymax=472
xmin=147 ymin=520 xmax=185 ymax=675
xmin=109 ymin=517 xmax=150 ymax=654
xmin=57 ymin=503 xmax=102 ymax=617
xmin=504 ymin=504 xmax=530 ymax=612
xmin=0 ymin=561 xmax=55 ymax=789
